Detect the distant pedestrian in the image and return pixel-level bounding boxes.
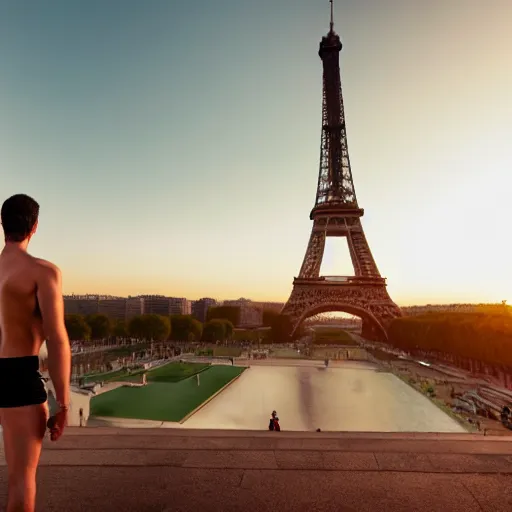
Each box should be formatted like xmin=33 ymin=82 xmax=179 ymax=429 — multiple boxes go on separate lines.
xmin=268 ymin=410 xmax=277 ymax=431
xmin=268 ymin=410 xmax=281 ymax=432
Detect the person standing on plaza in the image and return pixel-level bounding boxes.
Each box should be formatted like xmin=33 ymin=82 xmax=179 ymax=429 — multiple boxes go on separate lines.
xmin=0 ymin=194 xmax=71 ymax=512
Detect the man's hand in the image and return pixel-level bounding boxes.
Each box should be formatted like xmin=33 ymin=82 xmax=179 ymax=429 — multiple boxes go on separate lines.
xmin=47 ymin=408 xmax=68 ymax=441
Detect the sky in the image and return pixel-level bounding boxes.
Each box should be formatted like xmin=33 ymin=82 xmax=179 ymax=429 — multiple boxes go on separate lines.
xmin=1 ymin=0 xmax=511 ymax=305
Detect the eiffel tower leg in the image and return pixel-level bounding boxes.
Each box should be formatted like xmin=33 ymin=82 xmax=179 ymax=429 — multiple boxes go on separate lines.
xmin=347 ymin=223 xmax=380 ymax=277
xmin=298 ymin=227 xmax=326 ymax=279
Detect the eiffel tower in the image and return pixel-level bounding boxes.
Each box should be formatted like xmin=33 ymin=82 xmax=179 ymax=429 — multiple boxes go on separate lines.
xmin=281 ymin=1 xmax=401 ymax=341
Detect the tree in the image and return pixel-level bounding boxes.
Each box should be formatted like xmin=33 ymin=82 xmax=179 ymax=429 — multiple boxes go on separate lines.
xmin=170 ymin=315 xmax=203 ymax=341
xmin=269 ymin=314 xmax=293 ymax=342
xmin=128 ymin=315 xmax=145 ymax=339
xmin=218 ymin=319 xmax=234 ymax=340
xmin=262 ymin=310 xmax=297 ymax=341
xmin=143 ymin=314 xmax=171 ymax=341
xmin=262 ymin=309 xmax=279 ymax=327
xmin=387 ymin=312 xmax=512 ymax=367
xmin=207 ymin=306 xmax=241 ymax=327
xmin=85 ymin=314 xmax=111 ymax=340
xmin=128 ymin=314 xmax=170 ymax=341
xmin=65 ymin=314 xmax=91 ymax=341
xmin=233 ymin=328 xmax=259 ymax=342
xmin=202 ymin=319 xmax=226 ymax=342
xmin=112 ymin=319 xmax=128 ymax=338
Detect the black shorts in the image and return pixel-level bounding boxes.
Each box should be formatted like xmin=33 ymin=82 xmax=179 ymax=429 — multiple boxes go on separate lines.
xmin=0 ymin=356 xmax=47 ymax=408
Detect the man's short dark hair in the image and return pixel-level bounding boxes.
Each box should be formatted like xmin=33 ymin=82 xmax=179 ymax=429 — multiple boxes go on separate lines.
xmin=1 ymin=194 xmax=40 ymax=242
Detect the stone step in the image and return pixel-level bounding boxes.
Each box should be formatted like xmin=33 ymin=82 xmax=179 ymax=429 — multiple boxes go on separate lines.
xmin=2 ymin=429 xmax=512 ymax=511
xmin=3 ymin=428 xmax=511 ymax=474
xmin=40 ymin=432 xmax=512 ymax=455
xmin=23 ymin=446 xmax=512 ymax=474
xmin=62 ymin=426 xmax=499 ymax=439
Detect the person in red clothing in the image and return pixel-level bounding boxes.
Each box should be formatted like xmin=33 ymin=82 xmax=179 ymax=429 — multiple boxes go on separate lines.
xmin=269 ymin=410 xmax=282 ymax=431
xmin=270 ymin=410 xmax=281 ymax=432
xmin=268 ymin=410 xmax=276 ymax=431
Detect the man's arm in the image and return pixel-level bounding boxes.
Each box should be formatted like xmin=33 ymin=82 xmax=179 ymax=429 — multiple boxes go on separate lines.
xmin=36 ymin=263 xmax=71 ymax=407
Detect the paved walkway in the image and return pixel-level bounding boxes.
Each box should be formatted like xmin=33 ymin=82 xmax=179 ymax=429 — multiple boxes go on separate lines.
xmin=182 ymin=365 xmax=466 ymax=432
xmin=1 ymin=428 xmax=511 ymax=511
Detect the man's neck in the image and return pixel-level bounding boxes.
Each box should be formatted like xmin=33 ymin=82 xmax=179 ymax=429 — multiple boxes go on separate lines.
xmin=3 ymin=240 xmax=29 ymax=252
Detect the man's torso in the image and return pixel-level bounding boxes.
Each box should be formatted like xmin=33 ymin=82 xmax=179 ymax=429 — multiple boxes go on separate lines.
xmin=0 ymin=249 xmax=45 ymax=358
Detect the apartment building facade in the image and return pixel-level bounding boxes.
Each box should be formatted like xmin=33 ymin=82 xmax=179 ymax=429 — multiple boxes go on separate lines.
xmin=169 ymin=297 xmax=192 ymax=316
xmin=192 ymin=297 xmax=217 ymax=322
xmin=98 ymin=298 xmax=127 ymax=320
xmin=140 ymin=295 xmax=171 ymax=316
xmin=65 ymin=295 xmax=143 ymax=321
xmin=223 ymin=298 xmax=263 ymax=327
xmin=252 ymin=301 xmax=285 ymax=314
xmin=126 ymin=297 xmax=144 ymax=319
xmin=64 ymin=295 xmax=100 ymax=316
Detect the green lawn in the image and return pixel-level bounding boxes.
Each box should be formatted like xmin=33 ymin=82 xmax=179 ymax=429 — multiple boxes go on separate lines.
xmin=270 ymin=348 xmax=302 ymax=359
xmin=146 ymin=362 xmax=209 ymax=382
xmin=213 ymin=347 xmax=242 ymax=357
xmin=313 ymin=328 xmax=358 ymax=345
xmin=84 ymin=362 xmax=208 ymax=384
xmin=90 ymin=365 xmax=245 ymax=422
xmin=83 ymin=368 xmax=131 ymax=384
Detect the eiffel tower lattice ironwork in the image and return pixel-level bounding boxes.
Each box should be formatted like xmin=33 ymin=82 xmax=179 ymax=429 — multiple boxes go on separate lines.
xmin=281 ymin=2 xmax=401 ymax=341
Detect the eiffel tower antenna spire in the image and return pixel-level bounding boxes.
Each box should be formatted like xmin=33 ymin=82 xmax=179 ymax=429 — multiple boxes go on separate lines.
xmin=329 ymin=0 xmax=334 ymax=32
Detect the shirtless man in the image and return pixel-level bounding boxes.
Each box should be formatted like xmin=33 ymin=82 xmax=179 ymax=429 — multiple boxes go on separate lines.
xmin=0 ymin=194 xmax=71 ymax=512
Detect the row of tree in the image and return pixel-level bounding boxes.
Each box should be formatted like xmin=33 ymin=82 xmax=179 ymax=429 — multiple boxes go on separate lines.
xmin=387 ymin=311 xmax=512 ymax=367
xmin=64 ymin=308 xmax=297 ymax=344
xmin=64 ymin=313 xmax=234 ymax=343
xmin=207 ymin=306 xmax=240 ymax=326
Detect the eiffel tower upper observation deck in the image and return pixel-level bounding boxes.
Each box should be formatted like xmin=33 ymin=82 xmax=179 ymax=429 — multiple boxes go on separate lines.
xmin=281 ymin=1 xmax=401 ymax=341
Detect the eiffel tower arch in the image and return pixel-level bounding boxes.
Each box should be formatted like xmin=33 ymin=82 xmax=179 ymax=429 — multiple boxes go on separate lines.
xmin=282 ymin=280 xmax=402 ymax=341
xmin=281 ymin=2 xmax=401 ymax=341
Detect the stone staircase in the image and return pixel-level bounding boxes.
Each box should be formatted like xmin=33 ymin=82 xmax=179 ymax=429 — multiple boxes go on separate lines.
xmin=1 ymin=428 xmax=512 ymax=511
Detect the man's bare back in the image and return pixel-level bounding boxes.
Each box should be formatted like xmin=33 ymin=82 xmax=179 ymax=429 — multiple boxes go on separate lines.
xmin=0 ymin=193 xmax=71 ymax=512
xmin=0 ymin=247 xmax=51 ymax=358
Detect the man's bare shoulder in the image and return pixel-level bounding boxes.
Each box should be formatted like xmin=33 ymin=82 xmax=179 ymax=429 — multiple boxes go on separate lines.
xmin=32 ymin=257 xmax=61 ymax=279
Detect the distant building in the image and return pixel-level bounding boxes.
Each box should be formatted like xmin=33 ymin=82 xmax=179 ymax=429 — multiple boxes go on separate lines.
xmin=63 ymin=294 xmax=296 ymax=325
xmin=64 ymin=295 xmax=100 ymax=316
xmin=192 ymin=297 xmax=217 ymax=322
xmin=223 ymin=298 xmax=262 ymax=327
xmin=126 ymin=297 xmax=144 ymax=319
xmin=98 ymin=298 xmax=127 ymax=320
xmin=169 ymin=297 xmax=191 ymax=316
xmin=65 ymin=295 xmax=146 ymax=321
xmin=252 ymin=301 xmax=286 ymax=314
xmin=140 ymin=295 xmax=171 ymax=316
